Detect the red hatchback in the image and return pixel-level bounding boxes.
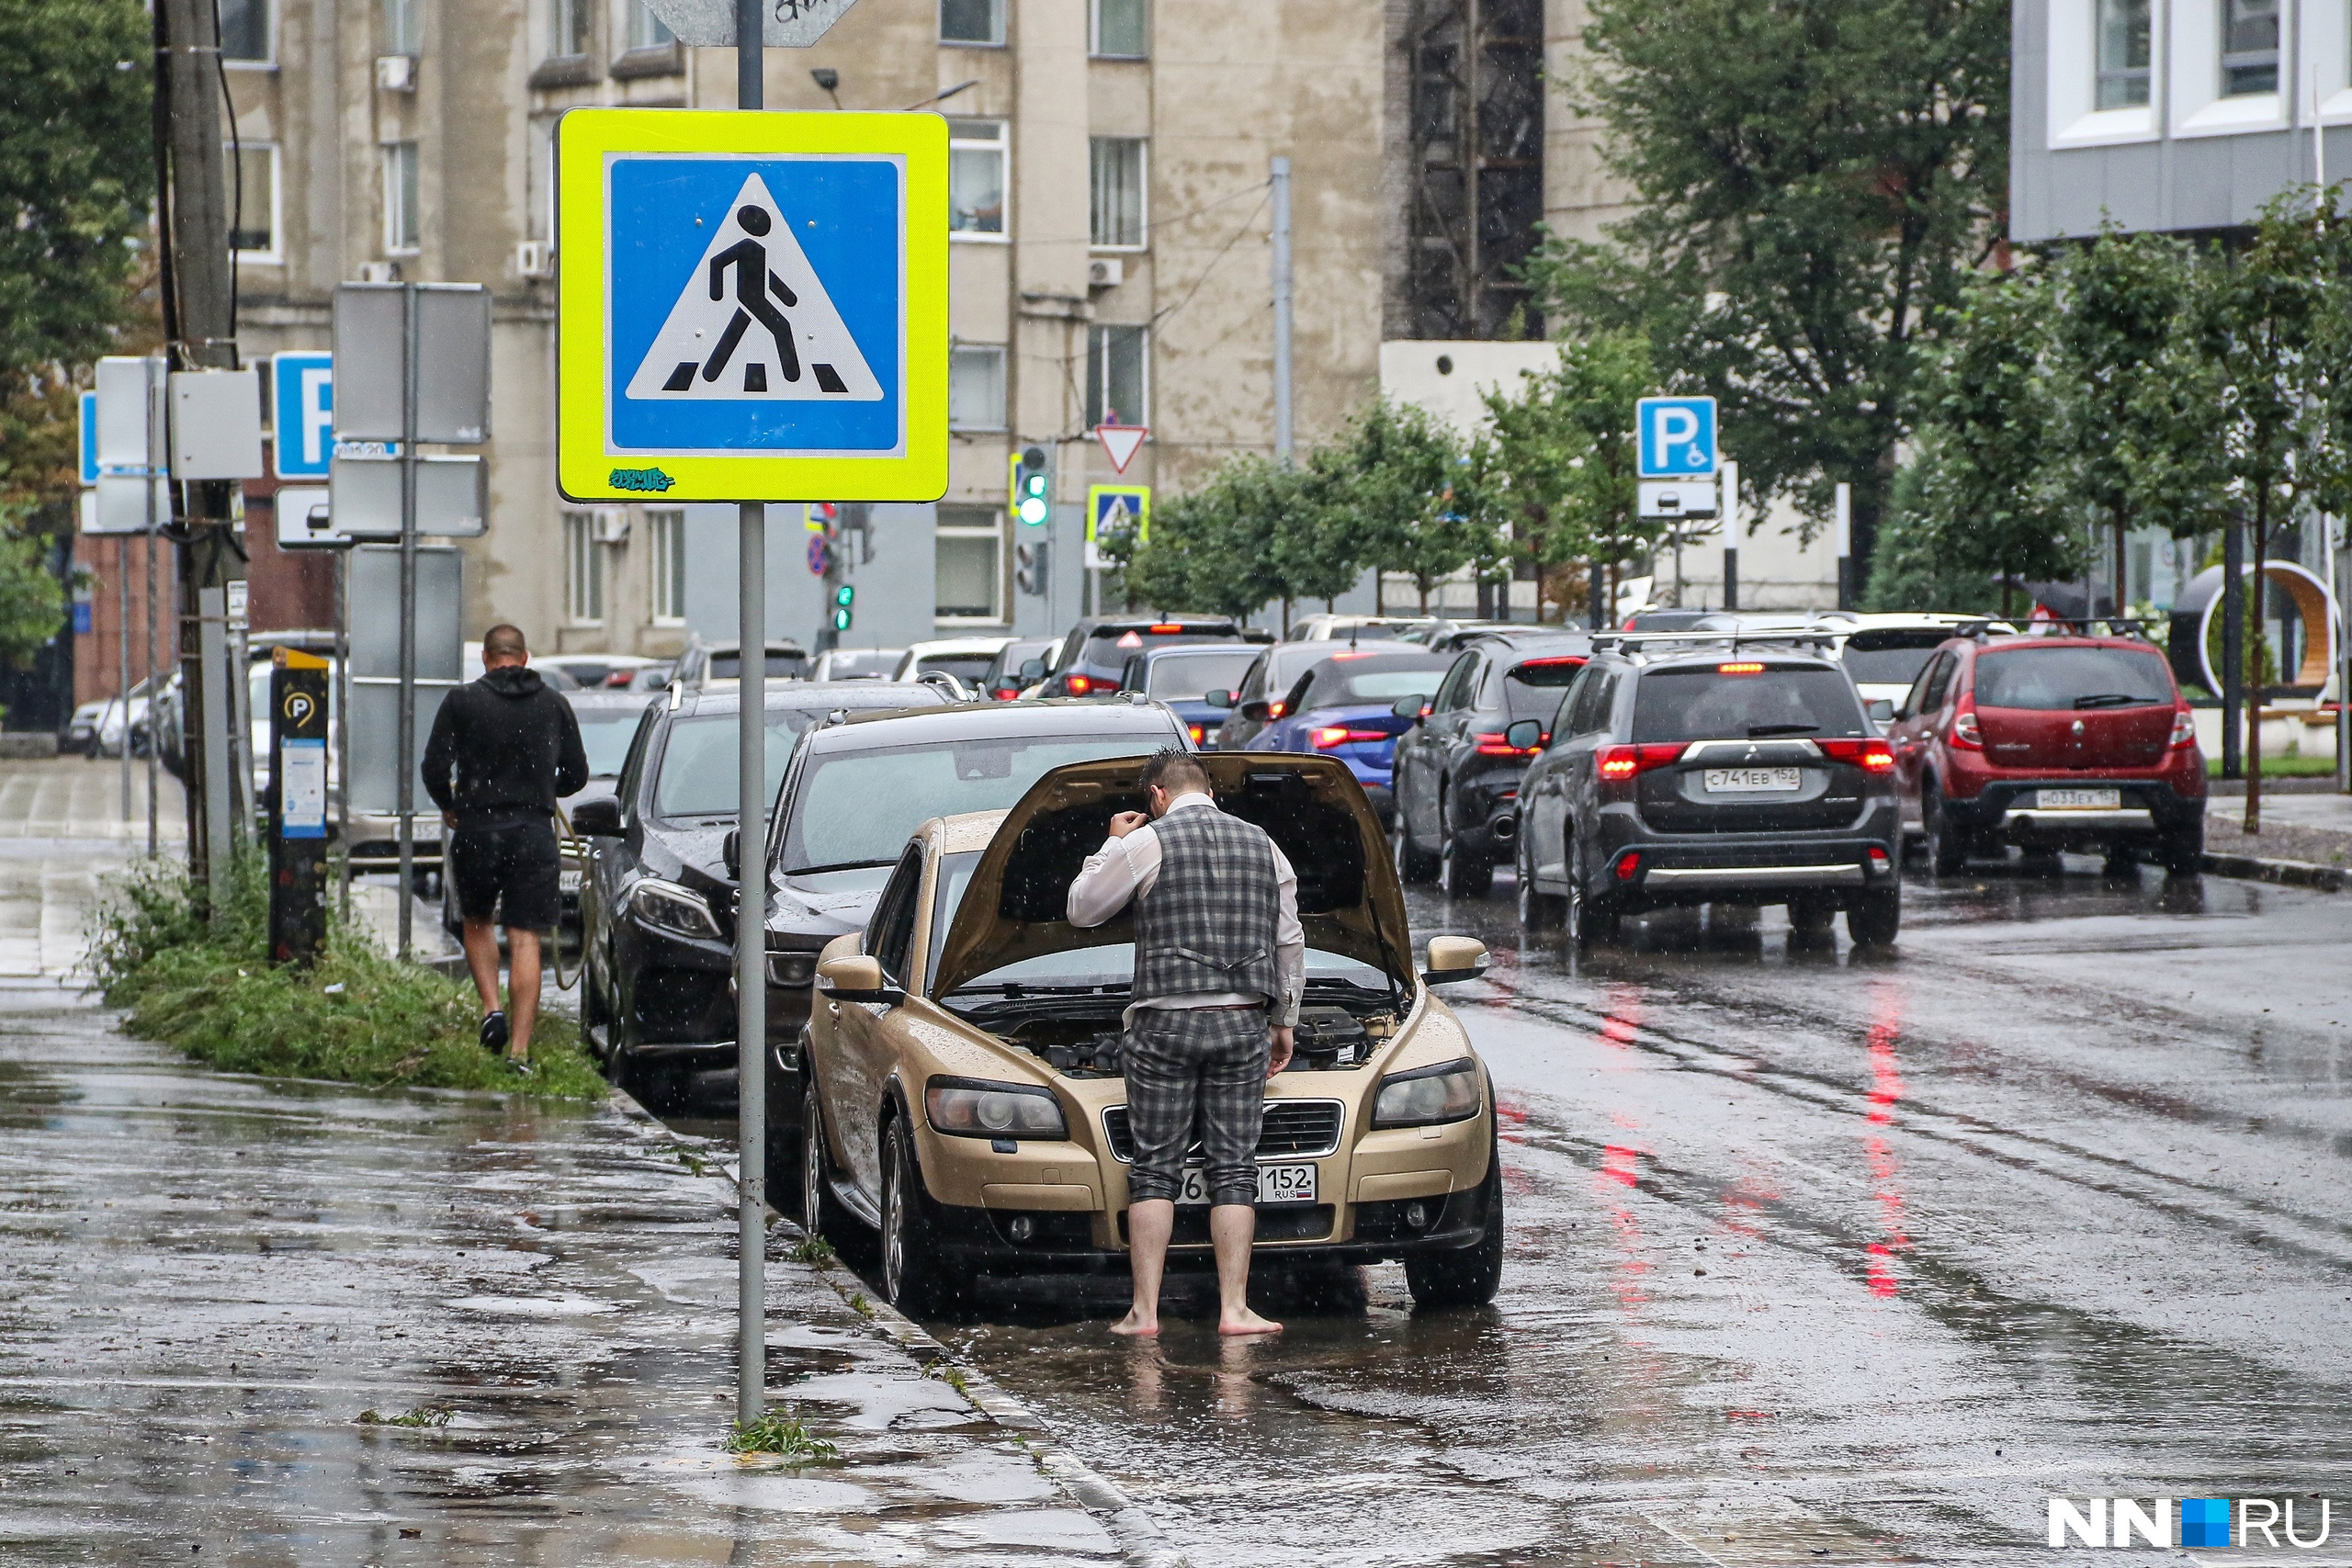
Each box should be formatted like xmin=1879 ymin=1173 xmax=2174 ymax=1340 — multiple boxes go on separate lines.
xmin=1886 ymin=634 xmax=2205 ymax=874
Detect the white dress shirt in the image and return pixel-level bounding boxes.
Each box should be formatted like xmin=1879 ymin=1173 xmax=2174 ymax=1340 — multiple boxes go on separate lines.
xmin=1065 ymin=791 xmax=1306 ymax=1028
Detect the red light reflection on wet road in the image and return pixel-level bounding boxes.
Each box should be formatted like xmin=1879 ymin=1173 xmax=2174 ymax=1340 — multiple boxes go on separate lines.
xmin=1860 ymin=986 xmax=1914 ymax=1298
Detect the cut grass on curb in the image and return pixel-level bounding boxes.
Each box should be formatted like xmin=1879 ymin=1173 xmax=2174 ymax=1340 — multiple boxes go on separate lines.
xmin=726 ymin=1410 xmax=840 ymax=1462
xmin=2210 ymin=754 xmax=2339 ymax=777
xmin=88 ymin=855 xmax=605 ymax=1100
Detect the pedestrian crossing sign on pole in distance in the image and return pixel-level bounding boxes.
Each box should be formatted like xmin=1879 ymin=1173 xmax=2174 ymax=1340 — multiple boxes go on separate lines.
xmin=556 ymin=109 xmax=948 ymax=503
xmin=1086 ymin=484 xmax=1150 ymax=566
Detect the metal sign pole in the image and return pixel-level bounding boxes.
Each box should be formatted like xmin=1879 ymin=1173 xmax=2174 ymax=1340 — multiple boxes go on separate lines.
xmin=145 ymin=513 xmax=160 ymax=856
xmin=734 ymin=0 xmax=768 ymax=1434
xmin=335 ymin=549 xmax=354 ymax=920
xmin=117 ymin=535 xmax=131 ymax=819
xmin=396 ymin=283 xmax=420 ymax=960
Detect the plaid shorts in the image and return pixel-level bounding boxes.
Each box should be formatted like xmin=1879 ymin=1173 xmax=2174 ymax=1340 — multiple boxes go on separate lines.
xmin=1123 ymin=1006 xmax=1271 ymax=1207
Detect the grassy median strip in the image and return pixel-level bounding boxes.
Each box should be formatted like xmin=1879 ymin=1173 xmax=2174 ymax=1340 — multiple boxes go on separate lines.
xmin=88 ymin=857 xmax=605 ymax=1100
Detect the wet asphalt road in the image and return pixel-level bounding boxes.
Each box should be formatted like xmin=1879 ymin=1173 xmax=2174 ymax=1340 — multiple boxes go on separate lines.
xmin=802 ymin=861 xmax=2352 ymax=1566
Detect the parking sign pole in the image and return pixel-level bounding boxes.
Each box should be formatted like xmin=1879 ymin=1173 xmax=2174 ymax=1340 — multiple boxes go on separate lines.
xmin=734 ymin=0 xmax=767 ymax=1433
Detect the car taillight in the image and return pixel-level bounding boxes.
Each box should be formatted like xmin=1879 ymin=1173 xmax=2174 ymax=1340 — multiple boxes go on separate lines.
xmin=1597 ymin=742 xmax=1686 ymax=779
xmin=1312 ymin=726 xmax=1387 ymax=750
xmin=1066 ymin=673 xmax=1105 ymax=696
xmin=1816 ymin=738 xmax=1894 ymax=773
xmin=1867 ymin=845 xmax=1891 ymax=868
xmin=1269 ymin=701 xmax=1286 ymax=718
xmin=1613 ymin=850 xmax=1642 ymax=881
xmin=1950 ymin=707 xmax=1983 ymax=749
xmin=1718 ymin=662 xmax=1765 ymax=675
xmin=1475 ymin=731 xmax=1545 ymax=756
xmin=1189 ymin=725 xmax=1205 ymax=745
xmin=2169 ymin=708 xmax=2197 ymax=749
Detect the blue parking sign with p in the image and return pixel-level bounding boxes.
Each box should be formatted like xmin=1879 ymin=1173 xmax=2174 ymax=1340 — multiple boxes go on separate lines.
xmin=1637 ymin=396 xmax=1717 ymax=479
xmin=274 ymin=353 xmax=335 ymax=479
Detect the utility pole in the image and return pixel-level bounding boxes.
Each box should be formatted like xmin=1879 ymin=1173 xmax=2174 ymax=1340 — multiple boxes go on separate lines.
xmin=159 ymin=0 xmax=247 ymax=902
xmin=1271 ymin=156 xmax=1293 ymax=464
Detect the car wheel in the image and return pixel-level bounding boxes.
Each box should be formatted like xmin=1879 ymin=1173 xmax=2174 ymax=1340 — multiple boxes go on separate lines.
xmin=1439 ymin=835 xmax=1493 ymax=900
xmin=1566 ymin=866 xmax=1617 ymax=950
xmin=880 ymin=1116 xmax=967 ymax=1319
xmin=1787 ymin=895 xmax=1837 ymax=944
xmin=1392 ymin=817 xmax=1439 ymax=885
xmin=1403 ymin=1125 xmax=1504 ymax=1310
xmin=799 ymin=1077 xmax=851 ymax=1242
xmin=1847 ymin=886 xmax=1901 ymax=946
xmin=1924 ymin=784 xmax=1970 ymax=877
xmin=1515 ymin=834 xmax=1563 ymax=929
xmin=2160 ymin=818 xmax=2205 ymax=876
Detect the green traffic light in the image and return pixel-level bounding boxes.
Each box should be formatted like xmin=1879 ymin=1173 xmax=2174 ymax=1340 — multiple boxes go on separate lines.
xmin=1017 ymin=496 xmax=1049 ymax=525
xmin=831 ymin=607 xmax=853 ymax=631
xmin=833 ymin=584 xmax=854 ymax=607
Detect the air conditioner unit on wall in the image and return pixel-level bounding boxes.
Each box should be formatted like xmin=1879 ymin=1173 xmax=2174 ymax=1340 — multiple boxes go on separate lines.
xmin=592 ymin=507 xmax=629 ymax=545
xmin=1087 ymin=257 xmax=1124 ymax=289
xmin=375 ymin=54 xmax=415 ymax=91
xmin=357 ymin=261 xmax=400 ymax=285
xmin=515 ymin=240 xmax=554 ymax=279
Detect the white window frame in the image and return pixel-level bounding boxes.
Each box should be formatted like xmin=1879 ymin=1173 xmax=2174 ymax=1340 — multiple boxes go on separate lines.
xmin=646 ymin=508 xmax=686 ymax=626
xmin=220 ymin=0 xmax=276 ymax=66
xmin=938 ymin=0 xmax=1005 ymax=47
xmin=1085 ymin=322 xmax=1148 ymax=430
xmin=383 ymin=141 xmax=421 ymax=255
xmin=564 ymin=511 xmax=605 ymax=626
xmin=1090 ymin=0 xmax=1148 ymax=59
xmin=2047 ymin=0 xmax=2162 ymax=147
xmin=948 ymin=344 xmax=1007 ymax=431
xmin=934 ymin=505 xmax=1007 ymax=626
xmin=231 ymin=143 xmax=283 ymax=264
xmin=546 ymin=0 xmax=592 ymax=60
xmin=2302 ymin=0 xmax=2352 ymax=123
xmin=2173 ymin=0 xmax=2289 ymax=135
xmin=1090 ymin=136 xmax=1148 ymax=250
xmin=947 ymin=118 xmax=1009 ymax=242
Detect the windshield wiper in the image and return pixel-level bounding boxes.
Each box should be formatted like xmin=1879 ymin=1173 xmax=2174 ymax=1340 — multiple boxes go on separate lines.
xmin=949 ymin=982 xmax=1126 ymax=998
xmin=2072 ymin=693 xmax=2147 ymax=709
xmin=1746 ymin=724 xmax=1819 ymax=737
xmin=786 ymin=859 xmax=895 ymax=875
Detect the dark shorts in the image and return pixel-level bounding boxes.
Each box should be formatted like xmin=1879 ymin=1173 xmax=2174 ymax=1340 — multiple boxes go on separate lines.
xmin=450 ymin=818 xmax=560 ymax=931
xmin=1123 ymin=1006 xmax=1272 ymax=1208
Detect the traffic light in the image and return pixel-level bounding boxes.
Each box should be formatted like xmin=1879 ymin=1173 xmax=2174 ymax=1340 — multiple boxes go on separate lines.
xmin=831 ymin=582 xmax=854 ymax=632
xmin=1015 ymin=540 xmax=1050 ymax=596
xmin=1012 ymin=445 xmax=1051 ymax=526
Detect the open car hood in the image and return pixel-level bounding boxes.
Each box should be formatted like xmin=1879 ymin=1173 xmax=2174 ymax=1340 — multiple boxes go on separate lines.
xmin=930 ymin=754 xmax=1416 ymax=1002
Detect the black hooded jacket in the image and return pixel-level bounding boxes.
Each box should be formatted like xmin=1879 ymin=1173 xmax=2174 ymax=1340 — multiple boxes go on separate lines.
xmin=422 ymin=665 xmax=589 ymax=828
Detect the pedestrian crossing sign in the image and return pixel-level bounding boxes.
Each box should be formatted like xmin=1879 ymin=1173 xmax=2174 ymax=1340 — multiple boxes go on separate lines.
xmin=1087 ymin=485 xmax=1150 ymax=547
xmin=557 ymin=109 xmax=947 ymax=503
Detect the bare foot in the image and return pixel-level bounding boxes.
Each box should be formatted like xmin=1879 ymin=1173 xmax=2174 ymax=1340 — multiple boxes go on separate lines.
xmin=1217 ymin=1307 xmax=1283 ymax=1337
xmin=1109 ymin=1310 xmax=1160 ymax=1337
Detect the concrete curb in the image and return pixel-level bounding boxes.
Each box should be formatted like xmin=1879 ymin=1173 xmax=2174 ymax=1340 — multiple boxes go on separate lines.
xmin=602 ymin=1088 xmax=1190 ymax=1568
xmin=2199 ymin=851 xmax=2346 ymax=893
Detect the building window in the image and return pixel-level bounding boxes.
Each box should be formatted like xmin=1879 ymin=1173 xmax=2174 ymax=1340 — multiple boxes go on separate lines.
xmin=383 ymin=0 xmax=422 ymax=55
xmin=1090 ymin=138 xmax=1147 ymax=248
xmin=647 ymin=509 xmax=685 ymax=625
xmin=948 ymin=345 xmax=1006 ymax=430
xmin=231 ymin=145 xmax=279 ymax=259
xmin=220 ymin=0 xmax=271 ymax=62
xmin=547 ymin=0 xmax=590 ymax=59
xmin=2095 ymin=0 xmax=2150 ymax=108
xmin=948 ymin=119 xmax=1006 ymax=236
xmin=627 ymin=0 xmax=673 ymax=49
xmin=383 ymin=141 xmax=420 ymax=254
xmin=1085 ymin=324 xmax=1147 ymax=429
xmin=564 ymin=512 xmax=605 ymax=624
xmin=1091 ymin=0 xmax=1147 ymax=58
xmin=935 ymin=505 xmax=1004 ymax=622
xmin=2221 ymin=0 xmax=2278 ymax=96
xmin=939 ymin=0 xmax=1003 ymax=46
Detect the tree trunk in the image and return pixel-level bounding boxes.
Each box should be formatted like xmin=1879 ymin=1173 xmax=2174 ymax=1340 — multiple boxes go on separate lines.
xmin=1281 ymin=596 xmax=1293 ymax=638
xmin=1416 ymin=576 xmax=1430 ymax=615
xmin=2112 ymin=511 xmax=2129 ymax=628
xmin=2245 ymin=497 xmax=2268 ymax=835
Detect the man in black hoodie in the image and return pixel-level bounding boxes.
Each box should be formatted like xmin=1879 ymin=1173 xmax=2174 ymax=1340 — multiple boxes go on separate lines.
xmin=423 ymin=624 xmax=588 ymax=1070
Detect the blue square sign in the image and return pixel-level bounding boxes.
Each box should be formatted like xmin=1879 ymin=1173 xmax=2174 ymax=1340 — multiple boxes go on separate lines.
xmin=273 ymin=353 xmax=335 ymax=479
xmin=1637 ymin=396 xmax=1718 ymax=479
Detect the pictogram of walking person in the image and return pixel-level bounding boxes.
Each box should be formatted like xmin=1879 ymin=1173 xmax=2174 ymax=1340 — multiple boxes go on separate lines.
xmin=703 ymin=204 xmax=800 ymax=390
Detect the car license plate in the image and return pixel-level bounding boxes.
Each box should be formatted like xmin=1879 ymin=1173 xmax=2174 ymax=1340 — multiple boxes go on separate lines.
xmin=2038 ymin=788 xmax=2120 ymax=810
xmin=1703 ymin=767 xmax=1802 ymax=793
xmin=1175 ymin=1163 xmax=1317 ymax=1207
xmin=559 ymin=868 xmax=583 ymax=893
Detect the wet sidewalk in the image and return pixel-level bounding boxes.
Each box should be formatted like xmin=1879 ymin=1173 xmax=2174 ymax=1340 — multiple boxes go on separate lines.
xmin=0 ymin=985 xmax=1134 ymax=1566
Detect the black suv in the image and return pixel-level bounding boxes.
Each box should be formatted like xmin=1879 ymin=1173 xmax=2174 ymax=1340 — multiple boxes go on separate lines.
xmin=1512 ymin=635 xmax=1903 ymax=948
xmin=1030 ymin=615 xmax=1258 ymax=698
xmin=1389 ymin=630 xmax=1594 ymax=898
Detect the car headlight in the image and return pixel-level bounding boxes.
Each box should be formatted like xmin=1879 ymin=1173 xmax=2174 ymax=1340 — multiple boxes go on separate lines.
xmin=766 ymin=950 xmax=818 ymax=987
xmin=628 ymin=877 xmax=720 ymax=941
xmin=1371 ymin=1056 xmax=1482 ymax=1129
xmin=924 ymin=1076 xmax=1068 ymax=1140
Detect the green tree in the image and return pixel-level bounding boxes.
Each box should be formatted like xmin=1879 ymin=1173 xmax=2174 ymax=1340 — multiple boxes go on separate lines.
xmin=1860 ymin=444 xmax=2009 ymax=615
xmin=1322 ymin=400 xmax=1492 ymax=615
xmin=0 ymin=513 xmax=65 ymax=671
xmin=1527 ymin=0 xmax=2008 ymax=580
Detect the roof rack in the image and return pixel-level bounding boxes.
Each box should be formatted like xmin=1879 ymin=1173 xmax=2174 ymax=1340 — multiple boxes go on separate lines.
xmin=1589 ymin=628 xmax=1842 ymax=659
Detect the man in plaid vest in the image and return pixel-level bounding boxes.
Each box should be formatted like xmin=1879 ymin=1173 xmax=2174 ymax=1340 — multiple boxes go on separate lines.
xmin=1068 ymin=748 xmax=1304 ymax=1337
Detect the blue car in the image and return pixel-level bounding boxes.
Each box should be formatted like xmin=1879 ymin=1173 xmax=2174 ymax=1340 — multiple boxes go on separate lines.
xmin=1121 ymin=643 xmax=1269 ymax=750
xmin=1250 ymin=649 xmax=1456 ymax=826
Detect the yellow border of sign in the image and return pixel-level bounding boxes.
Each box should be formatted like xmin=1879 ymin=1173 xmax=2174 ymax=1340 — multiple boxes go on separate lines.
xmin=1086 ymin=484 xmax=1150 ymax=546
xmin=556 ymin=108 xmax=947 ymax=503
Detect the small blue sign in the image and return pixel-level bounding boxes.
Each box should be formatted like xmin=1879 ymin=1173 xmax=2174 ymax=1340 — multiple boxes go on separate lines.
xmin=1637 ymin=396 xmax=1718 ymax=479
xmin=274 ymin=353 xmax=335 ymax=479
xmin=72 ymin=602 xmax=93 ymax=636
xmin=78 ymin=391 xmax=98 ymax=485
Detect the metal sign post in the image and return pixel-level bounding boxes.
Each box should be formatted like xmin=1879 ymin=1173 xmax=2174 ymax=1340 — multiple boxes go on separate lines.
xmin=556 ymin=13 xmax=944 ymax=1430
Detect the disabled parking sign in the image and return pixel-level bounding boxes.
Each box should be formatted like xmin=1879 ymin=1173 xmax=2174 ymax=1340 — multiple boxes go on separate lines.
xmin=557 ymin=109 xmax=947 ymax=503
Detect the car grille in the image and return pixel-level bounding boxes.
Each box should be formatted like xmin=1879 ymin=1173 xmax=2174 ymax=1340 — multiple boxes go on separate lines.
xmin=1102 ymin=1100 xmax=1344 ymax=1163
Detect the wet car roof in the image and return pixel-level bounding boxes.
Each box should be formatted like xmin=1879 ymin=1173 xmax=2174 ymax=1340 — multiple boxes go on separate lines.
xmin=676 ymin=682 xmax=947 ymax=718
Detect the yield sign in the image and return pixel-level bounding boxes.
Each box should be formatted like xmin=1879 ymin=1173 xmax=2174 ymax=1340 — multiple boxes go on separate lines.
xmin=1095 ymin=423 xmax=1147 ymax=474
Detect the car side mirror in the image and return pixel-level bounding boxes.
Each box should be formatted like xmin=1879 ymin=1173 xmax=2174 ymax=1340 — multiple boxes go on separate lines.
xmin=571 ymin=796 xmax=624 ymax=837
xmin=1867 ymin=698 xmax=1896 ymax=724
xmin=818 ymin=953 xmax=900 ymax=1004
xmin=1240 ymin=699 xmax=1272 ymax=722
xmin=1503 ymin=718 xmax=1544 ymax=751
xmin=1204 ymin=689 xmax=1235 ymax=710
xmin=1019 ymin=658 xmax=1046 ymax=682
xmin=1421 ymin=935 xmax=1489 ymax=986
xmin=1391 ymin=694 xmax=1426 ymax=723
xmin=721 ymin=829 xmax=741 ymax=882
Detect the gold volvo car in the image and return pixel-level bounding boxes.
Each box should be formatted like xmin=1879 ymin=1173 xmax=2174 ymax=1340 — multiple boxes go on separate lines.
xmin=794 ymin=753 xmax=1501 ymax=1316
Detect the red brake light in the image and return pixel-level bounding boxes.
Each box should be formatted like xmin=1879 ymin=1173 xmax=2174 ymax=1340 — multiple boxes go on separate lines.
xmin=1613 ymin=850 xmax=1643 ymax=882
xmin=1269 ymin=701 xmax=1286 ymax=718
xmin=1515 ymin=657 xmax=1587 ymax=670
xmin=1065 ymin=674 xmax=1092 ymax=695
xmin=1189 ymin=725 xmax=1205 ymax=745
xmin=1718 ymin=662 xmax=1765 ymax=675
xmin=606 ymin=671 xmax=634 ymax=687
xmin=1951 ymin=706 xmax=1982 ymax=749
xmin=1597 ymin=742 xmax=1686 ymax=779
xmin=1148 ymin=624 xmax=1183 ymax=634
xmin=1312 ymin=726 xmax=1387 ymax=750
xmin=2169 ymin=708 xmax=2197 ymax=749
xmin=1867 ymin=845 xmax=1891 ymax=866
xmin=1817 ymin=738 xmax=1894 ymax=773
xmin=1475 ymin=731 xmax=1545 ymax=756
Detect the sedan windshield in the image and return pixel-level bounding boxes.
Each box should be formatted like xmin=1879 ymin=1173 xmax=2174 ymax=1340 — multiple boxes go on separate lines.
xmin=1142 ymin=649 xmax=1261 ymax=702
xmin=1296 ymin=655 xmax=1454 ymax=709
xmin=1631 ymin=667 xmax=1869 ymax=743
xmin=1974 ymin=647 xmax=2173 ymax=709
xmin=824 ymin=649 xmax=901 ymax=680
xmin=784 ymin=732 xmax=1174 ymax=872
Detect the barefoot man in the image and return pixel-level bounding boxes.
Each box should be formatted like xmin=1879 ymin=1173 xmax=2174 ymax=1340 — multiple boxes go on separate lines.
xmin=1067 ymin=749 xmax=1303 ymax=1337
